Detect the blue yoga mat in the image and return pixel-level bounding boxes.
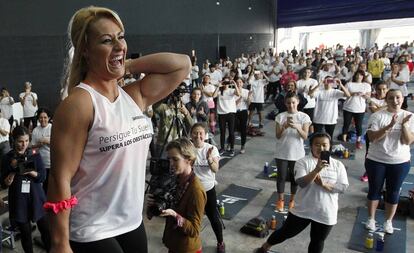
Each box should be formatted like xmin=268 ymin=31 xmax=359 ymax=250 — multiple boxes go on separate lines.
xmin=217 ymin=184 xmax=261 ymax=220
xmin=348 ymin=207 xmax=406 ymax=253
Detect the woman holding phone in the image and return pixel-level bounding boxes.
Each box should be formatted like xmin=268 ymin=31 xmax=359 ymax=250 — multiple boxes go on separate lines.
xmin=255 ymin=132 xmax=348 ymax=253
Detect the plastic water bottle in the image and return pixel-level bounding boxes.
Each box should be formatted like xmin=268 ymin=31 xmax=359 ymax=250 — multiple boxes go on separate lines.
xmin=270 ymin=215 xmax=277 ymax=230
xmin=375 ymin=233 xmax=384 ymax=251
xmin=219 ymin=202 xmax=225 ymax=216
xmin=264 ymin=162 xmax=269 ymax=175
xmin=365 ymin=232 xmax=374 ymax=249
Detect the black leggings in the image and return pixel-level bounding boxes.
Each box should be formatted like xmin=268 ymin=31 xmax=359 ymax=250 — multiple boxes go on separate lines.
xmin=16 ymin=216 xmax=50 ymax=253
xmin=205 ymin=187 xmax=223 ymax=243
xmin=23 ymin=116 xmax=37 ymax=130
xmin=267 ymin=213 xmax=333 ymax=253
xmin=70 ymin=222 xmax=148 ymax=253
xmin=265 ymin=82 xmax=278 ymax=100
xmin=218 ymin=113 xmax=235 ymax=150
xmin=342 ymin=110 xmax=365 ymax=137
xmin=235 ymin=110 xmax=248 ymax=146
xmin=313 ymin=124 xmax=336 ymax=140
xmin=275 ymin=159 xmax=297 ymax=194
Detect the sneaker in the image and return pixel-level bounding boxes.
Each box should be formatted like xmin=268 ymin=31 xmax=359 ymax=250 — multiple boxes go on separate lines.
xmin=240 ymin=146 xmax=246 ymax=154
xmin=229 ymin=150 xmax=235 ymax=157
xmin=288 ymin=200 xmax=295 ymax=210
xmin=360 ymin=174 xmax=368 ymax=182
xmin=226 ymin=144 xmax=231 ymax=151
xmin=219 ymin=149 xmax=225 ymax=155
xmin=356 ymin=141 xmax=363 ymax=149
xmin=217 ymin=242 xmax=226 ymax=253
xmin=275 ymin=199 xmax=284 ymax=212
xmin=383 ymin=220 xmax=394 ymax=234
xmin=365 ymin=218 xmax=376 ymax=231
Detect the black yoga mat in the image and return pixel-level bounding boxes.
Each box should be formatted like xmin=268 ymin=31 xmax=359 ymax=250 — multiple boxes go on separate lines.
xmin=348 ymin=207 xmax=406 ymax=253
xmin=258 ymin=192 xmax=291 ymax=231
xmin=401 ymin=173 xmax=414 ymax=198
xmin=217 ymin=184 xmax=261 ymax=220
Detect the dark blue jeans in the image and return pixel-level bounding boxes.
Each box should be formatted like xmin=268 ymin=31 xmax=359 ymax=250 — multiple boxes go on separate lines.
xmin=365 ymin=158 xmax=410 ymax=204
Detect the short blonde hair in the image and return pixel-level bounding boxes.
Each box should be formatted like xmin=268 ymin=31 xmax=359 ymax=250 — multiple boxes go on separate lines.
xmin=65 ymin=6 xmax=125 ymax=93
xmin=166 ymin=138 xmax=197 ymax=166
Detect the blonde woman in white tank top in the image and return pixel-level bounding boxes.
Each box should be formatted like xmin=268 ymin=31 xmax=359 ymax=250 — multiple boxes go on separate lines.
xmin=47 ymin=6 xmax=191 ymax=253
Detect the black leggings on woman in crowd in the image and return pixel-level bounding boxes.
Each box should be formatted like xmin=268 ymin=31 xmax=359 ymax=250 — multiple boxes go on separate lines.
xmin=342 ymin=110 xmax=365 ymax=138
xmin=218 ymin=113 xmax=235 ymax=150
xmin=266 ymin=213 xmax=333 ymax=253
xmin=205 ymin=187 xmax=223 ymax=243
xmin=313 ymin=124 xmax=336 ymax=140
xmin=70 ymin=222 xmax=147 ymax=253
xmin=275 ymin=159 xmax=297 ymax=194
xmin=235 ymin=110 xmax=248 ymax=147
xmin=16 ymin=216 xmax=50 ymax=253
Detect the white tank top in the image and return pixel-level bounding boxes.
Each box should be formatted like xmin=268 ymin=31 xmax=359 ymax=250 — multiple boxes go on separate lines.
xmin=70 ymin=83 xmax=153 ymax=242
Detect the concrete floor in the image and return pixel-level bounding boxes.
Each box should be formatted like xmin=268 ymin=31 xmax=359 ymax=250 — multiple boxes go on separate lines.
xmin=2 ymin=97 xmax=414 ymax=253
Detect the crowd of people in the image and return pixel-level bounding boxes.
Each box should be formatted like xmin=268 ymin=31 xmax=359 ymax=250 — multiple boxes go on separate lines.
xmin=0 ymin=5 xmax=413 ymax=253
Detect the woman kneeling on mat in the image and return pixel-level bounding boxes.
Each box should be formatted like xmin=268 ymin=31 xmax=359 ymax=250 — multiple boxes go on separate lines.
xmin=365 ymin=89 xmax=414 ymax=234
xmin=148 ymin=138 xmax=207 ymax=253
xmin=255 ymin=132 xmax=348 ymax=253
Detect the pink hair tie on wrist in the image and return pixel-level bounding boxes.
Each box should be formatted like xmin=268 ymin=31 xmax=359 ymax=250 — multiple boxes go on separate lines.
xmin=43 ymin=196 xmax=78 ymax=214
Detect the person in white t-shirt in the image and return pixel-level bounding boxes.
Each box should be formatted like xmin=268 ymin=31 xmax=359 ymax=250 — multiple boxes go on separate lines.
xmin=209 ymin=64 xmax=223 ymax=85
xmin=190 ymin=123 xmax=225 ymax=253
xmin=30 ymin=108 xmax=52 ymax=194
xmin=255 ymin=133 xmax=348 ymax=253
xmin=297 ymin=68 xmax=318 ymax=133
xmin=311 ymin=76 xmax=350 ymax=139
xmin=388 ymin=62 xmax=410 ymax=110
xmin=235 ymin=77 xmax=251 ymax=154
xmin=0 ymin=88 xmax=15 ymax=127
xmin=200 ymin=74 xmax=217 ymax=134
xmin=48 ymin=6 xmax=191 ymax=253
xmin=364 ymin=89 xmax=414 ymax=234
xmin=0 ymin=109 xmax=11 ymax=159
xmin=19 ymin=81 xmax=38 ymax=130
xmin=340 ymin=70 xmax=372 ymax=149
xmin=274 ymin=92 xmax=311 ymax=212
xmin=213 ymin=79 xmax=240 ymax=157
xmin=248 ymin=71 xmax=269 ymax=128
xmin=190 ymin=57 xmax=200 ymax=88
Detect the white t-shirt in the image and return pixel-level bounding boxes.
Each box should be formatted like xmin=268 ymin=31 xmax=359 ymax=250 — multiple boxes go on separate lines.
xmin=70 ymin=83 xmax=153 ymax=242
xmin=31 ymin=123 xmax=51 ymax=168
xmin=0 ymin=96 xmax=14 ymax=120
xmin=216 ymin=89 xmax=237 ymax=115
xmin=209 ymin=70 xmax=222 ymax=85
xmin=194 ymin=143 xmax=220 ymax=191
xmin=250 ymin=79 xmax=267 ymax=103
xmin=268 ymin=65 xmax=284 ymax=82
xmin=0 ymin=118 xmax=10 ymax=143
xmin=367 ymin=109 xmax=414 ymax=164
xmin=236 ymin=88 xmax=250 ymax=111
xmin=202 ymin=84 xmax=216 ymax=105
xmin=275 ymin=112 xmax=311 ymax=161
xmin=296 ymin=79 xmax=318 ymax=109
xmin=389 ymin=70 xmax=410 ymax=96
xmin=342 ymin=82 xmax=371 ymax=113
xmin=313 ymin=89 xmax=345 ymax=124
xmin=292 ymin=155 xmax=348 ymax=225
xmin=19 ymin=92 xmax=38 ymax=118
xmin=191 ymin=65 xmax=199 ymax=80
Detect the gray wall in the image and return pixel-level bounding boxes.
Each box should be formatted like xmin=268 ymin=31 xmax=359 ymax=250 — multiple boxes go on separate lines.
xmin=0 ymin=0 xmax=274 ymax=110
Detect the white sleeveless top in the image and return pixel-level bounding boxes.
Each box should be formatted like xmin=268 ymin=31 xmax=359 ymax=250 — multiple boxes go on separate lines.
xmin=70 ymin=83 xmax=153 ymax=242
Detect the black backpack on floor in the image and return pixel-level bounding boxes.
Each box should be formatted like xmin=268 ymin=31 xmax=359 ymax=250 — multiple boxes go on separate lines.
xmin=240 ymin=216 xmax=269 ymax=238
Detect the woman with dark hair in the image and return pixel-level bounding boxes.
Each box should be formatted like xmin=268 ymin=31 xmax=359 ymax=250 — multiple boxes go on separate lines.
xmin=274 ymin=80 xmax=307 ymax=114
xmin=235 ymin=77 xmax=251 ymax=154
xmin=255 ymin=132 xmax=348 ymax=253
xmin=365 ymin=89 xmax=414 ymax=234
xmin=274 ymin=92 xmax=311 ymax=212
xmin=340 ymin=70 xmax=371 ymax=149
xmin=31 ymin=108 xmax=52 ymax=194
xmin=0 ymin=88 xmax=15 ymax=128
xmin=296 ymin=68 xmax=318 ymax=133
xmin=1 ymin=126 xmax=50 ymax=252
xmin=213 ymin=78 xmax=240 ymax=156
xmin=311 ymin=76 xmax=350 ymax=139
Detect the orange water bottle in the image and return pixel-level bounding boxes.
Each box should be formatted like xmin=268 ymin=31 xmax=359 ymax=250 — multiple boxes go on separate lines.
xmin=270 ymin=215 xmax=277 ymax=230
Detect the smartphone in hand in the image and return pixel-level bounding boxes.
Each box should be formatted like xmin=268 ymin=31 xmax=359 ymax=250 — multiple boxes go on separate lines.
xmin=320 ymin=151 xmax=330 ymax=164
